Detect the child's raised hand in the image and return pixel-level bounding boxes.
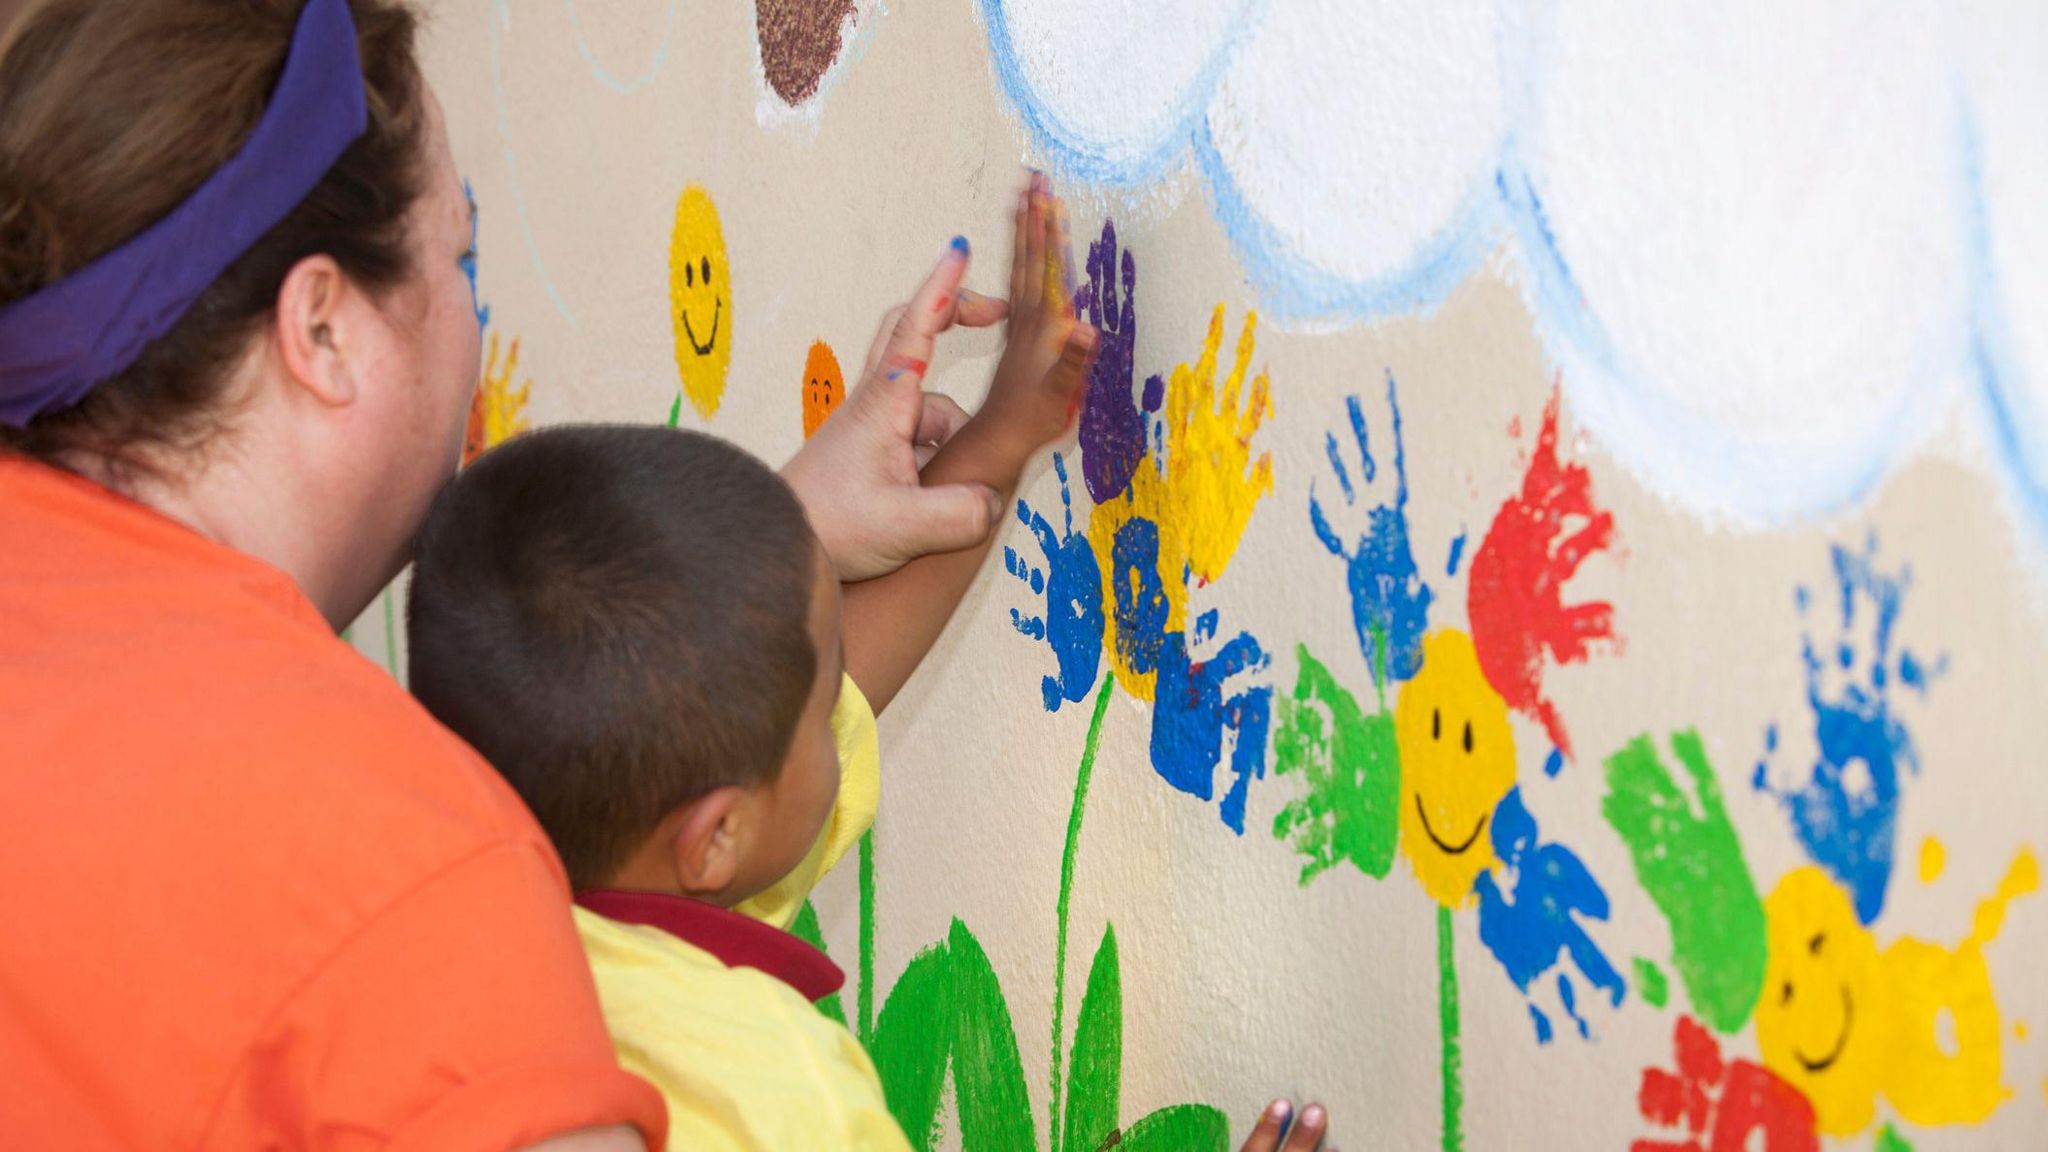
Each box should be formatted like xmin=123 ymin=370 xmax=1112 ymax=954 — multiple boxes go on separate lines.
xmin=973 ymin=173 xmax=1098 ymax=462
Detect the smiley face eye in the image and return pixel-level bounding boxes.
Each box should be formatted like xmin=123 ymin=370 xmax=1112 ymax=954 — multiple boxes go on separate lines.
xmin=1809 ymin=932 xmax=1826 ymax=955
xmin=701 ymin=256 xmax=712 ymax=286
xmin=1432 ymin=708 xmax=1441 ymax=740
xmin=1781 ymin=980 xmax=1795 ymax=1006
xmin=684 ymin=263 xmax=694 ymax=288
xmin=1462 ymin=721 xmax=1473 ymax=754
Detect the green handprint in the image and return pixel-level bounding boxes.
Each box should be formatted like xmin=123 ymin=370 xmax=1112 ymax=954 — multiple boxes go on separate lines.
xmin=1271 ymin=644 xmax=1401 ymax=884
xmin=1602 ymin=729 xmax=1768 ymax=1034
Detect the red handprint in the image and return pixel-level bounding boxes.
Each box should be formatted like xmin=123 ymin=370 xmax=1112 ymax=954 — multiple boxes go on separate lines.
xmin=1468 ymin=383 xmax=1617 ymax=763
xmin=1633 ymin=1015 xmax=1818 ymax=1152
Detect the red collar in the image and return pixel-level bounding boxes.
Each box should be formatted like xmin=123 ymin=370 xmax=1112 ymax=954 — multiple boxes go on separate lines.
xmin=576 ymin=888 xmax=845 ymax=1004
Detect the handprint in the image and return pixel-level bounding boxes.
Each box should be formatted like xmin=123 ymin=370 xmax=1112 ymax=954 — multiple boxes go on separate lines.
xmin=1270 ymin=644 xmax=1401 ymax=883
xmin=1105 ymin=513 xmax=1170 ymax=685
xmin=1308 ymin=371 xmax=1433 ymax=685
xmin=1150 ymin=607 xmax=1274 ymax=835
xmin=1603 ymin=730 xmax=1767 ymax=1035
xmin=1754 ymin=534 xmax=1940 ymax=924
xmin=463 ymin=329 xmax=531 ymax=468
xmin=1004 ymin=453 xmax=1106 ymax=713
xmin=1467 ymin=385 xmax=1618 ymax=763
xmin=1074 ymin=219 xmax=1161 ymax=505
xmin=1474 ymin=787 xmax=1625 ymax=1042
xmin=1088 ymin=303 xmax=1275 ymax=699
xmin=1633 ymin=1015 xmax=1818 ymax=1152
xmin=1165 ymin=305 xmax=1274 ymax=586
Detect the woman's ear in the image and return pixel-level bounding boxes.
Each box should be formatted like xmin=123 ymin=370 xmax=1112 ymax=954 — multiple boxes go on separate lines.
xmin=669 ymin=786 xmax=751 ymax=901
xmin=273 ymin=253 xmax=358 ymax=407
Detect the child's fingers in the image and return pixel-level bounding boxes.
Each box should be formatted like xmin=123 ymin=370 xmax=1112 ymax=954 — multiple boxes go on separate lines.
xmin=1238 ymin=1100 xmax=1293 ymax=1152
xmin=1280 ymin=1103 xmax=1328 ymax=1152
xmin=1021 ymin=180 xmax=1049 ymax=322
xmin=1008 ymin=181 xmax=1033 ymax=313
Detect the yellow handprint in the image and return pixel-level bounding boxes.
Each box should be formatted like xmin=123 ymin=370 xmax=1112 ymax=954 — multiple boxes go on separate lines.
xmin=1087 ymin=305 xmax=1274 ymax=699
xmin=464 ymin=329 xmax=533 ymax=467
xmin=1167 ymin=304 xmax=1274 ymax=584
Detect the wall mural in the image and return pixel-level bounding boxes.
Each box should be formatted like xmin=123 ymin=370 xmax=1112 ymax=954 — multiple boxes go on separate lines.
xmin=398 ymin=2 xmax=2048 ymax=1148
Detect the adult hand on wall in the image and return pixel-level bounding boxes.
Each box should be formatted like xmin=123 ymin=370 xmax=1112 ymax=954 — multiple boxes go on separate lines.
xmin=783 ymin=238 xmax=1010 ymax=582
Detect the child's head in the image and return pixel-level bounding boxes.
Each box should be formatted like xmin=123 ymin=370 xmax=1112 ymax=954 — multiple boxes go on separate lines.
xmin=409 ymin=424 xmax=843 ymax=904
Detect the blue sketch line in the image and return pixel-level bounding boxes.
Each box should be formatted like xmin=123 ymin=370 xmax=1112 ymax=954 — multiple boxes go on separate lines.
xmin=489 ymin=0 xmax=576 ymax=327
xmin=1959 ymin=101 xmax=2048 ymax=543
xmin=564 ymin=0 xmax=680 ymax=95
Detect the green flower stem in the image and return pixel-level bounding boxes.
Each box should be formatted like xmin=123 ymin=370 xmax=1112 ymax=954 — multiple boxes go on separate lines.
xmin=1439 ymin=904 xmax=1463 ymax=1152
xmin=1051 ymin=678 xmax=1117 ymax=1152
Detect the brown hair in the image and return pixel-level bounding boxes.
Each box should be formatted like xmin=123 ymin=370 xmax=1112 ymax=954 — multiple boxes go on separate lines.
xmin=0 ymin=0 xmax=427 ymax=471
xmin=407 ymin=425 xmax=820 ymax=891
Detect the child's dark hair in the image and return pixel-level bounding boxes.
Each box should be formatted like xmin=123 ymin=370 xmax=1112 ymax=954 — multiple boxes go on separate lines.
xmin=408 ymin=424 xmax=819 ymax=890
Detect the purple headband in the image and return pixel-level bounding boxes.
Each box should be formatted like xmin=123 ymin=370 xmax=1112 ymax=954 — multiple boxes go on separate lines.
xmin=0 ymin=0 xmax=368 ymax=428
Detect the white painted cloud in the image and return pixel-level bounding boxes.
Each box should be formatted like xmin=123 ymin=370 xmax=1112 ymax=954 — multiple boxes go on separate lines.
xmin=974 ymin=0 xmax=2048 ymax=538
xmin=1961 ymin=0 xmax=2048 ymax=536
xmin=1513 ymin=2 xmax=1968 ymax=523
xmin=1200 ymin=0 xmax=1505 ymax=317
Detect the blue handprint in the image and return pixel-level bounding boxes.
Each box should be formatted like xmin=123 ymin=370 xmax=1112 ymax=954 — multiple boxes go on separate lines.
xmin=1075 ymin=219 xmax=1163 ymax=505
xmin=1107 ymin=514 xmax=1171 ymax=680
xmin=1309 ymin=370 xmax=1433 ymax=685
xmin=1151 ymin=608 xmax=1274 ymax=835
xmin=1004 ymin=453 xmax=1106 ymax=713
xmin=1476 ymin=787 xmax=1626 ymax=1043
xmin=1754 ymin=534 xmax=1941 ymax=924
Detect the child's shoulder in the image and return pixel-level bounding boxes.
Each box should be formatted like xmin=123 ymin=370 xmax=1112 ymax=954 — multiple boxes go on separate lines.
xmin=573 ymin=903 xmax=908 ymax=1150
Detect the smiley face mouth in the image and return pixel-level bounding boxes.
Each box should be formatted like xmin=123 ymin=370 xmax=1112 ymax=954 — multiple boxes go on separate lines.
xmin=1794 ymin=985 xmax=1854 ymax=1073
xmin=680 ymin=297 xmax=722 ymax=357
xmin=1414 ymin=794 xmax=1487 ymax=855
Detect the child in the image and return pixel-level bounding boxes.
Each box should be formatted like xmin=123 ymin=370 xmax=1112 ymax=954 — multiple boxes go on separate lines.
xmin=406 ymin=180 xmax=1092 ymax=1150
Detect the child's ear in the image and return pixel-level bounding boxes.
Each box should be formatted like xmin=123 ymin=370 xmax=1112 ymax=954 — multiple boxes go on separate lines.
xmin=668 ymin=786 xmax=752 ymax=900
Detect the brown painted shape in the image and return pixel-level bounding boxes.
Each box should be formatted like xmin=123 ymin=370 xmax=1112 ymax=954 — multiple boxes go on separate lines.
xmin=755 ymin=0 xmax=856 ymax=105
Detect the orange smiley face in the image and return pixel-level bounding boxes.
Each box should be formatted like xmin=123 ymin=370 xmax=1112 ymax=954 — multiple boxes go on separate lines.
xmin=802 ymin=340 xmax=843 ymax=440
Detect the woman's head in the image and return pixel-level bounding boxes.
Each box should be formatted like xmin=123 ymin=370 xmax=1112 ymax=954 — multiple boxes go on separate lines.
xmin=0 ymin=0 xmax=482 ymax=622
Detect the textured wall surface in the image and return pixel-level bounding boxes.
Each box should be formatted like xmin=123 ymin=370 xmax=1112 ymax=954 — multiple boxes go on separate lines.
xmin=360 ymin=3 xmax=2048 ymax=1148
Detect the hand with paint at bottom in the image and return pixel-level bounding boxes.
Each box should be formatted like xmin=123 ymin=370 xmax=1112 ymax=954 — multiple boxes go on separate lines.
xmin=1632 ymin=1015 xmax=1817 ymax=1152
xmin=1151 ymin=606 xmax=1274 ymax=835
xmin=1003 ymin=452 xmax=1105 ymax=712
xmin=839 ymin=172 xmax=1097 ymax=713
xmin=1073 ymin=217 xmax=1159 ymax=505
xmin=1240 ymin=1099 xmax=1336 ymax=1152
xmin=1308 ymin=372 xmax=1433 ymax=686
xmin=1473 ymin=787 xmax=1625 ymax=1042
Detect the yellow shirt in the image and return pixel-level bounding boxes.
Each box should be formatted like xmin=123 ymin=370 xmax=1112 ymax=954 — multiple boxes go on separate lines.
xmin=576 ymin=674 xmax=908 ymax=1152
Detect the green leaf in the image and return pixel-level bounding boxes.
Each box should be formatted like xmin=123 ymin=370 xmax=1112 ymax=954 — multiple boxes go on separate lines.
xmin=870 ymin=941 xmax=954 ymax=1152
xmin=1062 ymin=927 xmax=1121 ymax=1152
xmin=946 ymin=920 xmax=1040 ymax=1152
xmin=789 ymin=899 xmax=847 ymax=1026
xmin=1118 ymin=1105 xmax=1231 ymax=1152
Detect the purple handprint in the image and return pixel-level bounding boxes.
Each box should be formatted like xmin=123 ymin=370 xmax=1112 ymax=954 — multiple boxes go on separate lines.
xmin=1074 ymin=219 xmax=1162 ymax=505
xmin=1004 ymin=454 xmax=1106 ymax=713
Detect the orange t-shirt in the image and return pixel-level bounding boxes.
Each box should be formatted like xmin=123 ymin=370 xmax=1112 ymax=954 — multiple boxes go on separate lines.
xmin=0 ymin=459 xmax=667 ymax=1151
